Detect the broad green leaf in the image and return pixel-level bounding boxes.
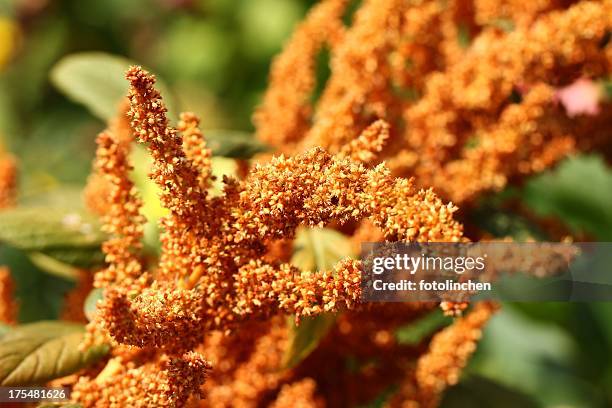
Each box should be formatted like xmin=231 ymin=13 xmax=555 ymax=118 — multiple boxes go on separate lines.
xmin=20 ymin=186 xmax=86 ymax=209
xmin=283 ymin=227 xmax=354 ymax=368
xmin=0 ymin=207 xmax=105 ymax=270
xmin=205 ymin=129 xmax=269 ymax=158
xmin=0 ymin=321 xmax=109 ymax=386
xmin=516 ymin=302 xmax=612 ymax=393
xmin=50 ymin=53 xmax=133 ymax=121
xmin=83 ymin=288 xmax=104 ymax=322
xmin=11 ymin=109 xmax=94 ymax=190
xmin=50 ymin=52 xmax=175 ymax=122
xmin=467 ymin=307 xmax=604 ymax=407
xmin=0 ymin=207 xmax=105 ymax=253
xmin=395 ymin=310 xmax=452 ymax=345
xmin=522 ymin=154 xmax=612 ymax=240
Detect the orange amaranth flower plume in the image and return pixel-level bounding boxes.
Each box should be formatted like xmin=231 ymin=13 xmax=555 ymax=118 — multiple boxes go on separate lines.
xmin=89 ymin=66 xmax=463 ymax=354
xmin=81 ymin=63 xmax=469 ymax=407
xmin=72 ymin=351 xmax=211 ymax=408
xmin=413 ymin=301 xmax=499 ymax=407
xmin=92 ymin=129 xmax=146 ymax=289
xmin=391 ymin=0 xmax=612 ymax=201
xmin=254 ymin=0 xmax=348 ymax=150
xmin=300 ymin=0 xmax=405 ymax=153
xmin=255 ymin=0 xmax=612 ymax=205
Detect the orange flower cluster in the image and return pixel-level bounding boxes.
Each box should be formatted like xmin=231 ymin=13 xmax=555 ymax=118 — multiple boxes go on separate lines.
xmin=257 ymin=0 xmax=612 ymax=203
xmin=473 ymin=0 xmax=565 ymax=27
xmin=78 ymin=79 xmax=213 ymax=405
xmin=270 ymin=379 xmax=323 ymax=408
xmin=178 ymin=112 xmax=213 ymax=191
xmin=204 ymin=304 xmax=440 ymax=407
xmin=0 ymin=266 xmax=17 ymax=324
xmin=60 ymin=270 xmax=93 ymax=323
xmin=200 ymin=317 xmax=291 ymax=407
xmin=72 ymin=352 xmax=211 ymax=407
xmin=98 ymin=66 xmax=460 ymax=330
xmin=83 ymin=100 xmax=133 ymax=217
xmin=91 ymin=129 xmax=145 ymax=289
xmin=300 ymin=0 xmax=405 ymax=153
xmin=77 ymin=66 xmax=465 ymax=406
xmin=0 ymin=149 xmax=17 ymax=209
xmin=392 ymin=1 xmax=612 ymax=202
xmin=253 ymin=0 xmax=348 ymax=149
xmin=412 ymin=301 xmax=499 ymax=407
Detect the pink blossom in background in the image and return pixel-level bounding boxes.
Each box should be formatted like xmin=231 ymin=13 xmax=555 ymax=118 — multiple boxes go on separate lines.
xmin=555 ymin=78 xmax=602 ymax=117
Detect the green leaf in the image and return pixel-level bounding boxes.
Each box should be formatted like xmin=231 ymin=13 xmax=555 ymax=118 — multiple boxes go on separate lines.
xmin=0 ymin=207 xmax=105 ymax=267
xmin=50 ymin=52 xmax=175 ymax=122
xmin=291 ymin=227 xmax=354 ymax=272
xmin=0 ymin=321 xmax=109 ymax=386
xmin=283 ymin=314 xmax=336 ymax=368
xmin=522 ymin=154 xmax=612 ymax=240
xmin=467 ymin=307 xmax=604 ymax=407
xmin=283 ymin=227 xmax=354 ymax=368
xmin=0 ymin=207 xmax=104 ymax=249
xmin=50 ymin=53 xmax=133 ymax=121
xmin=205 ymin=129 xmax=269 ymax=158
xmin=84 ymin=288 xmax=104 ymax=322
xmin=395 ymin=310 xmax=452 ymax=345
xmin=20 ymin=186 xmax=87 ymax=209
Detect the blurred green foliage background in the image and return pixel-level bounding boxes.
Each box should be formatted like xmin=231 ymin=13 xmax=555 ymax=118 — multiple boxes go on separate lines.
xmin=0 ymin=0 xmax=312 ymax=193
xmin=0 ymin=0 xmax=611 ymax=407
